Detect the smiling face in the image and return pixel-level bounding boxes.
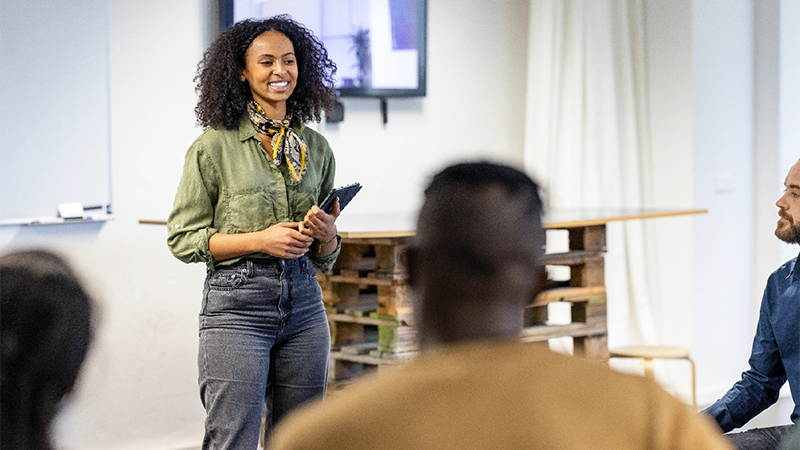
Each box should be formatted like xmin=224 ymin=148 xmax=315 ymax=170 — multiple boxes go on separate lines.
xmin=241 ymin=30 xmax=298 ymax=119
xmin=775 ymin=160 xmax=800 ymax=244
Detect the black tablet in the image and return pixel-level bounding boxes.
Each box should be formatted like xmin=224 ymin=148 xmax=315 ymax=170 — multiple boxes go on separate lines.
xmin=319 ymin=182 xmax=362 ymax=214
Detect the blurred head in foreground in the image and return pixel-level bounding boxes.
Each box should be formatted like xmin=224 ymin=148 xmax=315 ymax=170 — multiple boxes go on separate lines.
xmin=408 ymin=161 xmax=546 ymax=348
xmin=1 ymin=250 xmax=94 ymax=450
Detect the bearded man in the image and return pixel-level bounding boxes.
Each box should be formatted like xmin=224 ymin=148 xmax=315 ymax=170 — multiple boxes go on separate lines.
xmin=703 ymin=159 xmax=800 ymax=449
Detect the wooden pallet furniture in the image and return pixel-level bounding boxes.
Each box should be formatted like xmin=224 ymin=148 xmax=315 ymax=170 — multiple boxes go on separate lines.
xmin=322 ymin=209 xmax=707 ymax=384
xmin=320 ymin=230 xmax=417 ymax=386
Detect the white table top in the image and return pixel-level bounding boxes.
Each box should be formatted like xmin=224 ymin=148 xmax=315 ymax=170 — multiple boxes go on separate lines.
xmin=140 ymin=208 xmax=707 ymax=239
xmin=331 ymin=208 xmax=708 ymax=239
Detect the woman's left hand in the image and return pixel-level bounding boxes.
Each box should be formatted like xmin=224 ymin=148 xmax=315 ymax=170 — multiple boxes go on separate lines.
xmin=301 ymin=198 xmax=340 ymax=256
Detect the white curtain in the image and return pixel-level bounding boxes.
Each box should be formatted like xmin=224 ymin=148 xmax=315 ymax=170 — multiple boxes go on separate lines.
xmin=523 ymin=0 xmax=663 ymax=363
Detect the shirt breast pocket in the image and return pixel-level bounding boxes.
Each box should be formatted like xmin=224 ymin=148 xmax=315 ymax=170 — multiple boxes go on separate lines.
xmin=224 ymin=188 xmax=277 ymax=233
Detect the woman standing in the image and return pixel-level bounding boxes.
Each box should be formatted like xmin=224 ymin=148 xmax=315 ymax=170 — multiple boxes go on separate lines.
xmin=167 ymin=16 xmax=340 ymax=449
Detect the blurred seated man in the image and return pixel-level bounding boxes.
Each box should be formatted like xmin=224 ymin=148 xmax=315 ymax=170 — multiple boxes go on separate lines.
xmin=1 ymin=249 xmax=94 ymax=450
xmin=270 ymin=161 xmax=732 ymax=450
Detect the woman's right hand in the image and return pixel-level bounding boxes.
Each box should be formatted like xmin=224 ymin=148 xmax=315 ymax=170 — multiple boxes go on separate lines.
xmin=208 ymin=222 xmax=313 ymax=262
xmin=255 ymin=222 xmax=314 ymax=259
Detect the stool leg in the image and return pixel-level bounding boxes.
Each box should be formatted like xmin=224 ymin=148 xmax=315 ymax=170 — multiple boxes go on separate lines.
xmin=688 ymin=357 xmax=697 ymax=412
xmin=643 ymin=358 xmax=654 ymax=379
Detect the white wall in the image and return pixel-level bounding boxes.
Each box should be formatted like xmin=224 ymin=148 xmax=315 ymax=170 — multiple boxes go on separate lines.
xmin=691 ymin=0 xmax=757 ymax=402
xmin=641 ymin=0 xmax=695 ymax=373
xmin=0 ymin=0 xmax=208 ymax=449
xmin=780 ymin=1 xmax=800 ymax=238
xmin=0 ymin=0 xmax=531 ymax=449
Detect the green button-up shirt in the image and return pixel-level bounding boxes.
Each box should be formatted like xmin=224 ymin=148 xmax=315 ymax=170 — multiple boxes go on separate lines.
xmin=167 ymin=116 xmax=340 ymax=272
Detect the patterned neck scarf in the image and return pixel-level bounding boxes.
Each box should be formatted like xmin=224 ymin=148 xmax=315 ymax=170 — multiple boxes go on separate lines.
xmin=247 ymin=101 xmax=307 ymax=185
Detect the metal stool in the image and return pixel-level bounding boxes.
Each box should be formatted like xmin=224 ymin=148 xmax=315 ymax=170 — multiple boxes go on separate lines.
xmin=608 ymin=345 xmax=697 ymax=411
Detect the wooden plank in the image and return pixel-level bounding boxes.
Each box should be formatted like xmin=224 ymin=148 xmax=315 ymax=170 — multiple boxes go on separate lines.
xmin=530 ymin=286 xmax=606 ymax=307
xmin=335 ymin=244 xmax=375 ymax=272
xmin=328 ymin=313 xmax=397 ymax=327
xmin=570 ymin=258 xmax=605 ymax=287
xmin=542 ymin=208 xmax=709 ymax=229
xmin=340 ymin=342 xmax=376 ymax=355
xmin=541 ymin=251 xmax=605 ymax=266
xmin=519 ymin=322 xmax=607 ymax=341
xmin=568 ymin=225 xmax=606 ymax=252
xmin=335 ymin=259 xmax=376 ymax=273
xmin=329 ymin=349 xmax=412 ymax=366
xmin=340 ymin=237 xmax=413 ymax=246
xmin=572 ymin=303 xmax=607 ymax=325
xmin=369 ymin=349 xmax=418 ymax=360
xmin=339 ymin=231 xmax=416 ymax=239
xmin=328 ymin=274 xmax=396 ymax=286
xmin=367 ymin=271 xmax=408 ymax=282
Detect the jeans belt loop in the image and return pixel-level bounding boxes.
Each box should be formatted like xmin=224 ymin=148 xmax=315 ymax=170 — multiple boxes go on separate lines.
xmin=245 ymin=258 xmax=254 ymax=276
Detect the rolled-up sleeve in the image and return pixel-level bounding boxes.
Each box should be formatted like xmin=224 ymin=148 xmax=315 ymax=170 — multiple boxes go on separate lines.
xmin=167 ymin=140 xmax=219 ymax=270
xmin=311 ymin=235 xmax=341 ymax=274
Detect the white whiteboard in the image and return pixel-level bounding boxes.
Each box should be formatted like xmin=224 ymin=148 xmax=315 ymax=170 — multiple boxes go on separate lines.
xmin=0 ymin=0 xmax=111 ymax=221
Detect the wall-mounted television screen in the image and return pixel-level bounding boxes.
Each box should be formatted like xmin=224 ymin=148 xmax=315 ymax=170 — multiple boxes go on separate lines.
xmin=220 ymin=0 xmax=427 ymax=98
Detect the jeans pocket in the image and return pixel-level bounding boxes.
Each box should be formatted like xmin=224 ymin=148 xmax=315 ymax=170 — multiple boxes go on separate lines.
xmin=207 ymin=268 xmax=245 ymax=291
xmin=202 ymin=269 xmax=247 ymax=317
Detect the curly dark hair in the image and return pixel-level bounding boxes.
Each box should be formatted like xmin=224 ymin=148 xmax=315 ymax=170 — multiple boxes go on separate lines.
xmin=194 ymin=15 xmax=337 ymax=129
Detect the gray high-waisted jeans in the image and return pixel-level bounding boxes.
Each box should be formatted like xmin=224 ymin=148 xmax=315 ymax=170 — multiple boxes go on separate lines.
xmin=198 ymin=255 xmax=330 ymax=449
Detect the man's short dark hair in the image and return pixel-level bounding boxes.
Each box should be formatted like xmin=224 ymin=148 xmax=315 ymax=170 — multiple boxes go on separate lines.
xmin=424 ymin=161 xmax=544 ymax=218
